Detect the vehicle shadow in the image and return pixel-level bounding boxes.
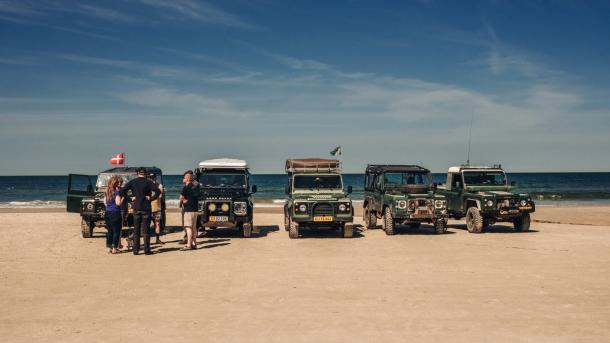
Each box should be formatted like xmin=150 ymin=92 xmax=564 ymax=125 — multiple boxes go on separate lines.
xmin=449 ymin=223 xmax=539 ymax=233
xmin=294 ymin=224 xmax=365 ymax=239
xmin=201 ymin=225 xmax=280 ymax=239
xmin=394 ymin=224 xmax=456 ymax=235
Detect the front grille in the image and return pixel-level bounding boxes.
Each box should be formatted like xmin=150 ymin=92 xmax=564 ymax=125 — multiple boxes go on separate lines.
xmin=497 ymin=198 xmax=517 ymax=209
xmin=417 ymin=199 xmax=427 ymax=207
xmin=313 ymin=203 xmax=334 ymax=216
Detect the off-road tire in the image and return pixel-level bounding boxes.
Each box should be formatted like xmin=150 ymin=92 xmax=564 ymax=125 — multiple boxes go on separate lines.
xmin=434 ymin=218 xmax=447 ymax=234
xmin=343 ymin=223 xmax=354 ymax=238
xmin=409 ymin=222 xmax=421 ymax=229
xmin=365 ymin=208 xmax=377 ymax=230
xmin=383 ymin=207 xmax=395 ymax=235
xmin=284 ymin=213 xmax=290 ymax=231
xmin=242 ymin=221 xmax=253 ymax=238
xmin=81 ymin=219 xmax=93 ymax=238
xmin=466 ymin=207 xmax=483 ymax=233
xmin=289 ymin=221 xmax=300 ymax=239
xmin=513 ymin=213 xmax=531 ymax=232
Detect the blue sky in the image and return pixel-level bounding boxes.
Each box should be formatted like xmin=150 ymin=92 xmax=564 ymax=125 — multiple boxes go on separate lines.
xmin=1 ymin=0 xmax=609 ymax=174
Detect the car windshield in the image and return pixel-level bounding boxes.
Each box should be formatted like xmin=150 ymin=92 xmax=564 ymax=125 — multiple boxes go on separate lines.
xmin=199 ymin=173 xmax=247 ymax=188
xmin=294 ymin=175 xmax=342 ymax=190
xmin=383 ymin=172 xmax=430 ymax=187
xmin=96 ymin=173 xmax=137 ymax=189
xmin=463 ymin=171 xmax=507 ymax=186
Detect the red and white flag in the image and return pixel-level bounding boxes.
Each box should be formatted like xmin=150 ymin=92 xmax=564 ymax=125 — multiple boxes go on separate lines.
xmin=109 ymin=153 xmax=125 ymax=165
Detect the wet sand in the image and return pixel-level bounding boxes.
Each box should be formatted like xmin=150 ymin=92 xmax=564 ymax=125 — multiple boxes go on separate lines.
xmin=1 ymin=206 xmax=610 ymax=342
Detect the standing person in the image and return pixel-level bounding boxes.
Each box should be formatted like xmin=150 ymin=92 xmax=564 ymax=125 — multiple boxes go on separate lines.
xmin=180 ymin=170 xmax=199 ymax=250
xmin=121 ymin=167 xmax=161 ymax=255
xmin=148 ymin=172 xmax=165 ymax=245
xmin=104 ymin=175 xmax=124 ymax=254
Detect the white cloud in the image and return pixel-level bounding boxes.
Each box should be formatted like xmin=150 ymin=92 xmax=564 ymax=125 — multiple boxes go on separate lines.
xmin=138 ymin=0 xmax=254 ymax=28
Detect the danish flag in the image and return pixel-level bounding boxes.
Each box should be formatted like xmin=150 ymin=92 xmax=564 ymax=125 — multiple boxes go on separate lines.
xmin=109 ymin=153 xmax=125 ymax=165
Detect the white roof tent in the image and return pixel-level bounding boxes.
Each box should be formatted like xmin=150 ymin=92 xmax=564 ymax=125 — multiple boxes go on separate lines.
xmin=198 ymin=158 xmax=248 ymax=170
xmin=448 ymin=165 xmax=503 ymax=173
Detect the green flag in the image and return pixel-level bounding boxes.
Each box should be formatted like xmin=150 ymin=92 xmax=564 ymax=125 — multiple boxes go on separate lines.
xmin=330 ymin=146 xmax=342 ymax=156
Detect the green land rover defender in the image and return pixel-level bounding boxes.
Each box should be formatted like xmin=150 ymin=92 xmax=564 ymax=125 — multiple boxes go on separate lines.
xmin=363 ymin=164 xmax=448 ymax=235
xmin=283 ymin=158 xmax=354 ymax=238
xmin=435 ymin=165 xmax=535 ymax=233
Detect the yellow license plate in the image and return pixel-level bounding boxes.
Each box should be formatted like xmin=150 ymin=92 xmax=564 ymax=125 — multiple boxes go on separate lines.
xmin=209 ymin=216 xmax=228 ymax=222
xmin=313 ymin=216 xmax=333 ymax=222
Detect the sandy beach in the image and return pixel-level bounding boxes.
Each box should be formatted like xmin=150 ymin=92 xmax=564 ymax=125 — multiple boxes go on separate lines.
xmin=1 ymin=206 xmax=610 ymax=342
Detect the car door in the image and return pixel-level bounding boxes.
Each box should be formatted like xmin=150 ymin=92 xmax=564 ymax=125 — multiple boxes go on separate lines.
xmin=67 ymin=174 xmax=94 ymax=213
xmin=446 ymin=173 xmax=463 ymax=213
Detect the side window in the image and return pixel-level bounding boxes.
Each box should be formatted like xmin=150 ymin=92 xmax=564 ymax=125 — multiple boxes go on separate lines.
xmin=374 ymin=174 xmax=382 ymax=190
xmin=364 ymin=173 xmax=370 ymax=191
xmin=451 ymin=173 xmax=462 ymax=189
xmin=68 ymin=174 xmax=92 ymax=193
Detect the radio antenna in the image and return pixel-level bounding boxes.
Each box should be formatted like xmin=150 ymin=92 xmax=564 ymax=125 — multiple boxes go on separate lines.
xmin=466 ymin=107 xmax=474 ymax=166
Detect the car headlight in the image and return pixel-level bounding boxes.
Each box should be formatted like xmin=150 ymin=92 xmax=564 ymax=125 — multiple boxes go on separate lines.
xmin=434 ymin=200 xmax=445 ymax=209
xmin=408 ymin=201 xmax=416 ymax=210
xmin=397 ymin=200 xmax=407 ymax=209
xmin=298 ymin=204 xmax=307 ymax=212
xmin=520 ymin=200 xmax=527 ymax=207
xmin=221 ymin=203 xmax=230 ymax=212
xmin=86 ymin=203 xmax=94 ymax=210
xmin=234 ymin=201 xmax=247 ymax=215
xmin=485 ymin=200 xmax=494 ymax=207
xmin=208 ymin=203 xmax=217 ymax=212
xmin=339 ymin=204 xmax=347 ymax=212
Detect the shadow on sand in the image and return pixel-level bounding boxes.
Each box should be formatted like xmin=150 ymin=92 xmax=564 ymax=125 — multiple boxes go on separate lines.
xmin=449 ymin=223 xmax=538 ymax=234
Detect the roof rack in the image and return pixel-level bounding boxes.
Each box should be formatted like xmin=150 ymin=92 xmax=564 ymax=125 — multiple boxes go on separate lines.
xmin=366 ymin=164 xmax=430 ymax=174
xmin=285 ymin=158 xmax=341 ymax=174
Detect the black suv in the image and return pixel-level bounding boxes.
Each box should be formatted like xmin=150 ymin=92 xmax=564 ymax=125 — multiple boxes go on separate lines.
xmin=67 ymin=167 xmax=166 ymax=238
xmin=195 ymin=159 xmax=257 ymax=237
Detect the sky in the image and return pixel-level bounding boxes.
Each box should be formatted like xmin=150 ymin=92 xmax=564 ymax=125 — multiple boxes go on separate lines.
xmin=1 ymin=0 xmax=609 ymax=175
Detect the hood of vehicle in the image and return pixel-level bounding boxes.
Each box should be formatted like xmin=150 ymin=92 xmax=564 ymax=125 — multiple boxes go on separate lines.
xmin=291 ymin=190 xmax=348 ymax=201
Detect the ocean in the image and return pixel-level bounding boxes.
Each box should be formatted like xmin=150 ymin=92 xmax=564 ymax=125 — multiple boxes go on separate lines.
xmin=1 ymin=173 xmax=610 ymax=208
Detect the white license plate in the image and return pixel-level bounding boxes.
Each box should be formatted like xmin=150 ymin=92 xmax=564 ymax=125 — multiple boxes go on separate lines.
xmin=209 ymin=216 xmax=228 ymax=222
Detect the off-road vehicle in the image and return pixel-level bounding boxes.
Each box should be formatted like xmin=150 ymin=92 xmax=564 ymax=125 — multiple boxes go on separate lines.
xmin=435 ymin=165 xmax=535 ymax=233
xmin=67 ymin=167 xmax=166 ymax=238
xmin=195 ymin=159 xmax=257 ymax=238
xmin=284 ymin=158 xmax=354 ymax=238
xmin=363 ymin=164 xmax=448 ymax=235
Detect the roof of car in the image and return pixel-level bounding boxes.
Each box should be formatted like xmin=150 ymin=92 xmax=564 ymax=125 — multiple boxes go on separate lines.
xmin=366 ymin=164 xmax=430 ymax=173
xmin=448 ymin=165 xmax=504 ymax=173
xmin=285 ymin=158 xmax=341 ymax=173
xmin=101 ymin=166 xmax=162 ymax=175
xmin=198 ymin=158 xmax=248 ymax=170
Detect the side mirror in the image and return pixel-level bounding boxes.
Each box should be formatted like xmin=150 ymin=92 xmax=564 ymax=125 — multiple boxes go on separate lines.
xmin=251 ymin=185 xmax=258 ymax=193
xmin=86 ymin=185 xmax=93 ymax=193
xmin=432 ymin=182 xmax=438 ymax=191
xmin=285 ymin=185 xmax=290 ymax=194
xmin=347 ymin=186 xmax=353 ymax=194
xmin=510 ymin=181 xmax=516 ymax=187
xmin=194 ymin=169 xmax=201 ymax=180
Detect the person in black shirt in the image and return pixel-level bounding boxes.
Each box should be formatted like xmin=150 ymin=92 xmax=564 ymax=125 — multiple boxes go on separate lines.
xmin=121 ymin=167 xmax=161 ymax=255
xmin=180 ymin=170 xmax=200 ymax=250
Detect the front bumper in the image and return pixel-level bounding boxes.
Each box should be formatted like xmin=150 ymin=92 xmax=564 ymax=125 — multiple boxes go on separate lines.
xmin=483 ymin=203 xmax=535 ymax=219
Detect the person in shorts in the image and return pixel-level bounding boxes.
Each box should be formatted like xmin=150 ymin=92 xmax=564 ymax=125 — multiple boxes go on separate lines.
xmin=180 ymin=170 xmax=200 ymax=250
xmin=148 ymin=172 xmax=164 ymax=245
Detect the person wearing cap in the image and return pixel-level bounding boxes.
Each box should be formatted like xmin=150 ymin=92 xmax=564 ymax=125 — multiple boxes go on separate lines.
xmin=120 ymin=167 xmax=162 ymax=255
xmin=148 ymin=172 xmax=165 ymax=245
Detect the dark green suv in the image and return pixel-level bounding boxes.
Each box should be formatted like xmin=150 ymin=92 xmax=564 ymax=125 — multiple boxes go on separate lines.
xmin=67 ymin=167 xmax=165 ymax=238
xmin=284 ymin=158 xmax=354 ymax=238
xmin=363 ymin=165 xmax=447 ymax=235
